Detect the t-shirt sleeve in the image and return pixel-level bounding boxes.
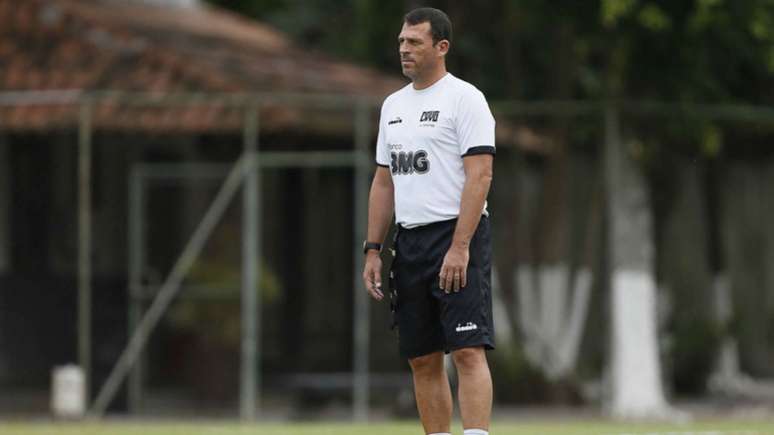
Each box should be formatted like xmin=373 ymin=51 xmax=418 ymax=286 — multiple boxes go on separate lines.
xmin=456 ymin=89 xmax=496 ymax=157
xmin=375 ymin=102 xmax=390 ymax=167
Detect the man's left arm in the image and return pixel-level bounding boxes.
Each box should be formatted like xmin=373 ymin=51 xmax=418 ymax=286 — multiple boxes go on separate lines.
xmin=439 ymin=154 xmax=493 ymax=292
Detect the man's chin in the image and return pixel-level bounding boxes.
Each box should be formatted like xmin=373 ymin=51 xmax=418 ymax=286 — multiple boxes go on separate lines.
xmin=401 ymin=68 xmax=416 ymax=80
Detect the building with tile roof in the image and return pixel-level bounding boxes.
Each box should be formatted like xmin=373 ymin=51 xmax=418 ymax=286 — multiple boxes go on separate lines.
xmin=0 ymin=0 xmax=410 ymax=413
xmin=0 ymin=0 xmax=403 ymax=131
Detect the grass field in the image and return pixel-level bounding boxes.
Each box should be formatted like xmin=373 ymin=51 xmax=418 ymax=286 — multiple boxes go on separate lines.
xmin=0 ymin=420 xmax=772 ymax=435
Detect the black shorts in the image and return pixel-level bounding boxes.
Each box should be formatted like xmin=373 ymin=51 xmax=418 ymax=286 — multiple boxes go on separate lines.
xmin=389 ymin=216 xmax=495 ymax=359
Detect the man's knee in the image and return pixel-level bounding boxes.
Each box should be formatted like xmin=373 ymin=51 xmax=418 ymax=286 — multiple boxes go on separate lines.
xmin=408 ymin=351 xmax=445 ymax=376
xmin=451 ymin=346 xmax=487 ymax=373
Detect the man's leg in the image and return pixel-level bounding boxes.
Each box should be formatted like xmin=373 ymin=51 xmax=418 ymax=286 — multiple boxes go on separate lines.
xmin=452 ymin=346 xmax=492 ymax=431
xmin=409 ymin=351 xmax=453 ymax=434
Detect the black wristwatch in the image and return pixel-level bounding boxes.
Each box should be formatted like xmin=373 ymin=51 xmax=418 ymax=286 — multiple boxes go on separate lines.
xmin=363 ymin=241 xmax=382 ymax=255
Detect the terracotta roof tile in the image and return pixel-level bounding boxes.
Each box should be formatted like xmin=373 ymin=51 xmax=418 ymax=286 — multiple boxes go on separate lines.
xmin=0 ymin=0 xmax=404 ymax=132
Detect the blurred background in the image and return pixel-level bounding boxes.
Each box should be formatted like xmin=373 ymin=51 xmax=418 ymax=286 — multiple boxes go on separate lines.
xmin=1 ymin=0 xmax=773 ymax=424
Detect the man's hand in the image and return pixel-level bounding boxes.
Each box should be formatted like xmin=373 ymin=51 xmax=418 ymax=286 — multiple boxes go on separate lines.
xmin=439 ymin=243 xmax=469 ymax=293
xmin=362 ymin=252 xmax=384 ymax=301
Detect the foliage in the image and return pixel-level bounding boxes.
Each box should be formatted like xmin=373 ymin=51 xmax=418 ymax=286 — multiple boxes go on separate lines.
xmin=205 ymin=1 xmax=774 ymax=159
xmin=205 ymin=0 xmax=774 ymax=105
xmin=207 ymin=0 xmax=405 ymax=71
xmin=199 ymin=0 xmax=774 ymax=394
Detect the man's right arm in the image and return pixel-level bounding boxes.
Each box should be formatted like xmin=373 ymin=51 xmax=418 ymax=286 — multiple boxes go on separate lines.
xmin=367 ymin=166 xmax=394 ymax=245
xmin=362 ymin=166 xmax=394 ymax=301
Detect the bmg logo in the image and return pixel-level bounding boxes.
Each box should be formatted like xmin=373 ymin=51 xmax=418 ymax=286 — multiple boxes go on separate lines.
xmin=391 ymin=150 xmax=430 ymax=175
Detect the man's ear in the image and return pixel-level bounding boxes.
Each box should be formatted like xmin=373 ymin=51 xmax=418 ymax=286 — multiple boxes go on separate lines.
xmin=436 ymin=40 xmax=450 ymax=56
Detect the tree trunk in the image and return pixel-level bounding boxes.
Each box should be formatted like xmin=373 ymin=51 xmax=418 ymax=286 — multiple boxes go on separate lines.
xmin=500 ymin=1 xmax=523 ymax=99
xmin=722 ymin=163 xmax=774 ymax=376
xmin=604 ymin=106 xmax=671 ymax=419
xmin=658 ymin=163 xmax=716 ymax=393
xmin=490 ymin=148 xmax=523 ymax=337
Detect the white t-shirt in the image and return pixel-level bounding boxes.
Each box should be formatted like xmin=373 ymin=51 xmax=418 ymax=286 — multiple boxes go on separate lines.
xmin=375 ymin=73 xmax=496 ymax=228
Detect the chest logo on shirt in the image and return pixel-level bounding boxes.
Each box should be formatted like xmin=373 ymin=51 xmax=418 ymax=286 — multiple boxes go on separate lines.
xmin=388 ymin=116 xmax=402 ymax=125
xmin=390 ymin=150 xmax=430 ymax=175
xmin=419 ymin=111 xmax=440 ymax=123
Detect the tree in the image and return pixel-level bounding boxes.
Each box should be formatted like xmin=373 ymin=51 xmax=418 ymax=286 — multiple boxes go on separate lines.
xmin=206 ymin=0 xmax=774 ymax=407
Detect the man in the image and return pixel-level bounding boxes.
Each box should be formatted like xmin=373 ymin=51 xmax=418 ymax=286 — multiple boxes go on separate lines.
xmin=361 ymin=7 xmax=495 ymax=435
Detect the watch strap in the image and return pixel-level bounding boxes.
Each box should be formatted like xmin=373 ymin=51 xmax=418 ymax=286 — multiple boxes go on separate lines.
xmin=363 ymin=241 xmax=382 ymax=254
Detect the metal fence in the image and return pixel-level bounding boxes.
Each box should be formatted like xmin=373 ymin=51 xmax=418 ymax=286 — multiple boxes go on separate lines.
xmin=1 ymin=90 xmax=774 ymax=420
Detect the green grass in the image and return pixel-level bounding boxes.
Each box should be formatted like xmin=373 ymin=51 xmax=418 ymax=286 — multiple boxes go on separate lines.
xmin=0 ymin=420 xmax=771 ymax=435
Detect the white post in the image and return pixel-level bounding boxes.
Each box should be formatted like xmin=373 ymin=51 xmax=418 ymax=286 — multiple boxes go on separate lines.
xmin=51 ymin=365 xmax=86 ymax=419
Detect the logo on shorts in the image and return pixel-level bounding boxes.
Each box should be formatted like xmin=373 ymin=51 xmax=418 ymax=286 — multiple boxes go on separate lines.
xmin=455 ymin=322 xmax=478 ymax=333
